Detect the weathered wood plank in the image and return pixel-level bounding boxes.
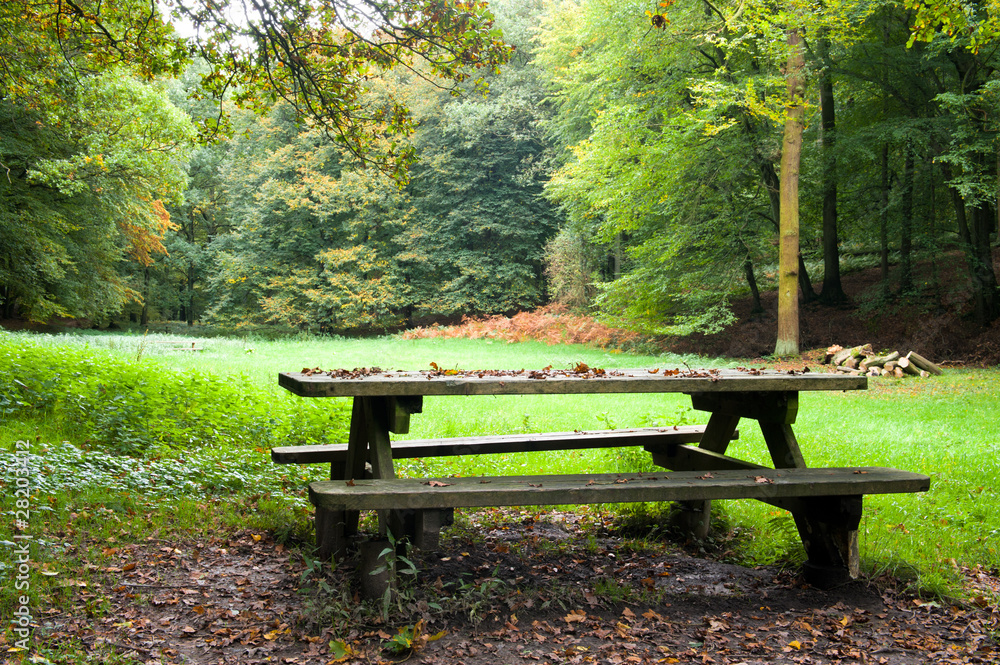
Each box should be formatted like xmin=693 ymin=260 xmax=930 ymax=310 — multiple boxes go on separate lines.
xmin=647 ymin=443 xmax=765 ymax=472
xmin=272 ymin=426 xmax=724 ymax=464
xmin=363 ymin=397 xmax=395 ymax=480
xmin=759 ymin=422 xmax=806 ymax=469
xmin=342 ymin=399 xmax=369 ymax=538
xmin=690 ymin=392 xmax=799 ymax=425
xmin=649 ymin=444 xmax=812 ymax=514
xmin=279 ymin=369 xmax=866 ymax=398
xmin=309 ymin=467 xmax=930 ymax=512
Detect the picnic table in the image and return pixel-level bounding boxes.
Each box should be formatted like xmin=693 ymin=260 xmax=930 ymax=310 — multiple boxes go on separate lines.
xmin=149 ymin=340 xmax=204 ymax=351
xmin=275 ymin=367 xmax=930 ymax=587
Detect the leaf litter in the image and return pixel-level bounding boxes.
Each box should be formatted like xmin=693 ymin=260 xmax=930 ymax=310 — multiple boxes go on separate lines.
xmin=30 ymin=509 xmax=999 ymax=665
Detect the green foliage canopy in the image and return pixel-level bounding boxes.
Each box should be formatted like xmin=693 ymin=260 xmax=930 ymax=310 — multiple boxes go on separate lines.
xmin=0 ymin=71 xmax=195 ymax=320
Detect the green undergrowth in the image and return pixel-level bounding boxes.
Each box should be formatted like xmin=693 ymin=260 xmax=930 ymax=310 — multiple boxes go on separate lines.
xmin=0 ymin=335 xmax=351 ymax=455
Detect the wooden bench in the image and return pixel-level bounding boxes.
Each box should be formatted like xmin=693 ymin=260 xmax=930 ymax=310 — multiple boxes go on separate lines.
xmin=310 ymin=466 xmax=930 ymax=586
xmin=311 ymin=467 xmax=929 ymax=511
xmin=271 ymin=425 xmax=724 ymax=478
xmin=273 ymin=426 xmax=729 ymax=555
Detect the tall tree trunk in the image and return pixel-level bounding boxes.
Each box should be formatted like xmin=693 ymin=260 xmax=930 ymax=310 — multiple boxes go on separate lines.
xmin=944 ymin=162 xmax=999 ymax=324
xmin=940 ymin=52 xmax=1000 ymax=324
xmin=798 ymin=253 xmax=816 ymax=302
xmin=186 ymin=263 xmax=196 ymax=326
xmin=880 ymin=143 xmax=891 ymax=300
xmin=899 ymin=146 xmax=914 ymax=293
xmin=775 ymin=27 xmax=805 ymax=357
xmin=970 ymin=202 xmax=1000 ymax=323
xmin=140 ymin=267 xmax=150 ymax=327
xmin=745 ymin=258 xmax=764 ymax=314
xmin=818 ymin=39 xmax=846 ymax=304
xmin=0 ymin=285 xmax=15 ymax=319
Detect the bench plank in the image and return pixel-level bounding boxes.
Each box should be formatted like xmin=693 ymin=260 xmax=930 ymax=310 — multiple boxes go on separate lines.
xmin=309 ymin=467 xmax=930 ymax=512
xmin=272 ymin=426 xmax=720 ymax=464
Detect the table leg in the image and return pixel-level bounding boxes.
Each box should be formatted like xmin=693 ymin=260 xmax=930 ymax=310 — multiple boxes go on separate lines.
xmin=759 ymin=422 xmax=806 ymax=469
xmin=317 ymin=395 xmax=438 ymax=557
xmin=362 ymin=396 xmax=396 ymax=479
xmin=792 ymin=495 xmax=862 ymax=587
xmin=755 ymin=400 xmax=861 ymax=585
xmin=317 ymin=398 xmax=369 ymax=560
xmin=362 ymin=396 xmax=449 ymax=550
xmin=344 ymin=398 xmax=373 ymax=533
xmin=672 ymin=410 xmax=741 ymax=538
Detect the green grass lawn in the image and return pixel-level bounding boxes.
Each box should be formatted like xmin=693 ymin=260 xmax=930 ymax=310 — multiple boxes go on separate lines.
xmin=1 ymin=328 xmax=998 ymax=628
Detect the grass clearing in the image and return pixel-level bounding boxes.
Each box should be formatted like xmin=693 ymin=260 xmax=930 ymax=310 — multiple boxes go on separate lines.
xmin=1 ymin=328 xmax=997 ymax=640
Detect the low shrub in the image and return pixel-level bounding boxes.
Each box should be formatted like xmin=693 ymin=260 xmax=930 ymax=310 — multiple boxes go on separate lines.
xmin=0 ymin=336 xmax=350 ymax=455
xmin=402 ymin=305 xmax=647 ymax=350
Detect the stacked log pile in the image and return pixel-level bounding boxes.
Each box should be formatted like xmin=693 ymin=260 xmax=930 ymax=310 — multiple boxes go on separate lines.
xmin=822 ymin=345 xmax=943 ymax=378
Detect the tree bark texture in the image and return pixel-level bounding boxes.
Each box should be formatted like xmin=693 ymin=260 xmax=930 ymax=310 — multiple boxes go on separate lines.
xmin=744 ymin=258 xmax=764 ymax=314
xmin=140 ymin=267 xmax=150 ymax=327
xmin=945 ymin=161 xmax=1000 ymax=325
xmin=818 ymin=39 xmax=846 ymax=304
xmin=899 ymin=146 xmax=914 ymax=293
xmin=775 ymin=27 xmax=805 ymax=357
xmin=880 ymin=143 xmax=890 ymax=299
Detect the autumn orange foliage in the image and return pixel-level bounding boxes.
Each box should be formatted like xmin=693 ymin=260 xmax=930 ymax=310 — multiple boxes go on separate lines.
xmin=402 ymin=305 xmax=645 ymax=350
xmin=120 ymin=199 xmax=177 ymax=266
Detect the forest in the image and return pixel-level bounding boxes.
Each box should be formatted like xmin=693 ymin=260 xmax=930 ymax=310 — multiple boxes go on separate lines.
xmin=2 ymin=0 xmax=998 ymax=351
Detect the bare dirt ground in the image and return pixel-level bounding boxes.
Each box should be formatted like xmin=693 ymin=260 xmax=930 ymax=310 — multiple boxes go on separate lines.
xmin=668 ymin=249 xmax=1000 ymax=366
xmin=40 ymin=511 xmax=1000 ymax=665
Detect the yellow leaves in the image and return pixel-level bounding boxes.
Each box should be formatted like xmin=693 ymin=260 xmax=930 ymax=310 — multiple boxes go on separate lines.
xmin=263 ymin=625 xmax=290 ymax=640
xmin=703 ymin=119 xmax=738 ymax=136
xmin=741 ymin=79 xmax=786 ymax=124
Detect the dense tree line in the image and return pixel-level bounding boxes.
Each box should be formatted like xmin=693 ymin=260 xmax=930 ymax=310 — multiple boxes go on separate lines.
xmin=538 ymin=0 xmax=1000 ymax=348
xmin=3 ymin=0 xmax=999 ymax=346
xmin=0 ymin=0 xmax=510 ymax=327
xmin=134 ymin=0 xmax=558 ymax=331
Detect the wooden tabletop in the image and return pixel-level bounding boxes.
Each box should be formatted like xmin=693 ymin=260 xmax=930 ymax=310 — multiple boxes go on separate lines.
xmin=279 ymin=367 xmax=867 ymax=398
